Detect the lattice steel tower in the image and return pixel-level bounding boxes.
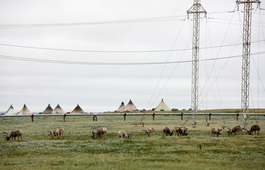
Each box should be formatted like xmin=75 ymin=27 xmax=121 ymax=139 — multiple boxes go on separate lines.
xmin=236 ymin=0 xmax=260 ymax=127
xmin=187 ymin=0 xmax=206 ymax=127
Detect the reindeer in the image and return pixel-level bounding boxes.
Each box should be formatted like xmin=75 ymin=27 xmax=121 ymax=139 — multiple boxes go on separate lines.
xmin=211 ymin=128 xmax=222 ymax=137
xmin=144 ymin=127 xmax=155 ymax=137
xmin=118 ymin=130 xmax=131 ymax=140
xmin=58 ymin=128 xmax=64 ymax=139
xmin=163 ymin=127 xmax=174 ymax=136
xmin=135 ymin=122 xmax=144 ymax=127
xmin=3 ymin=130 xmax=22 ymax=141
xmin=48 ymin=128 xmax=64 ymax=139
xmin=228 ymin=125 xmax=243 ymax=136
xmin=175 ymin=127 xmax=188 ymax=136
xmin=246 ymin=124 xmax=261 ymax=135
xmin=92 ymin=127 xmax=107 ymax=139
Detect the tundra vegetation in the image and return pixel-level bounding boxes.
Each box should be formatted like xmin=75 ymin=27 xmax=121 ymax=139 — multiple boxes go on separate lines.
xmin=0 ymin=115 xmax=264 ymax=169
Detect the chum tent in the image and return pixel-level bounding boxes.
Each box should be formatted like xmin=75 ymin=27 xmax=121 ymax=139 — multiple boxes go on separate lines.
xmin=17 ymin=104 xmax=32 ymax=115
xmin=117 ymin=102 xmax=125 ymax=112
xmin=71 ymin=104 xmax=85 ymax=114
xmin=155 ymin=99 xmax=171 ymax=111
xmin=41 ymin=104 xmax=53 ymax=114
xmin=4 ymin=105 xmax=17 ymax=115
xmin=52 ymin=104 xmax=66 ymax=114
xmin=124 ymin=100 xmax=137 ymax=112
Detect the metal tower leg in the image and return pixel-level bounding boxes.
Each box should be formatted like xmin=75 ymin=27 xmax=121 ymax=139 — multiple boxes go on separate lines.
xmin=187 ymin=0 xmax=207 ymax=127
xmin=236 ymin=0 xmax=260 ymax=128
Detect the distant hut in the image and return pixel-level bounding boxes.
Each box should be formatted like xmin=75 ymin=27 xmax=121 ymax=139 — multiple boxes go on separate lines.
xmin=52 ymin=104 xmax=65 ymax=114
xmin=4 ymin=105 xmax=17 ymax=115
xmin=155 ymin=99 xmax=171 ymax=111
xmin=124 ymin=100 xmax=137 ymax=112
xmin=17 ymin=104 xmax=32 ymax=115
xmin=117 ymin=102 xmax=125 ymax=112
xmin=71 ymin=104 xmax=85 ymax=114
xmin=41 ymin=104 xmax=53 ymax=114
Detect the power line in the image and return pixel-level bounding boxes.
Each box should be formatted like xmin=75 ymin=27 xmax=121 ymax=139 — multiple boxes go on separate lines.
xmin=0 ymin=40 xmax=264 ymax=53
xmin=0 ymin=11 xmax=240 ymax=28
xmin=0 ymin=51 xmax=264 ymax=65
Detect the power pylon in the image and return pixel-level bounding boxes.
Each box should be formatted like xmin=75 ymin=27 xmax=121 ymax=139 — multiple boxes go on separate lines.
xmin=187 ymin=0 xmax=206 ymax=127
xmin=236 ymin=0 xmax=260 ymax=128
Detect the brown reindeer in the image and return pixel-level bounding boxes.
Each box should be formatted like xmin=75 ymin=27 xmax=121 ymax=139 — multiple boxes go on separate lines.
xmin=118 ymin=130 xmax=131 ymax=140
xmin=144 ymin=127 xmax=155 ymax=137
xmin=163 ymin=127 xmax=174 ymax=136
xmin=92 ymin=127 xmax=107 ymax=139
xmin=246 ymin=125 xmax=261 ymax=135
xmin=48 ymin=128 xmax=64 ymax=139
xmin=175 ymin=127 xmax=188 ymax=136
xmin=228 ymin=125 xmax=243 ymax=136
xmin=135 ymin=122 xmax=144 ymax=127
xmin=3 ymin=130 xmax=22 ymax=141
xmin=211 ymin=128 xmax=222 ymax=137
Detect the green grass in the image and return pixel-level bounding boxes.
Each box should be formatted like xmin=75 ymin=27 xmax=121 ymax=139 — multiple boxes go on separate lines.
xmin=0 ymin=115 xmax=264 ymax=170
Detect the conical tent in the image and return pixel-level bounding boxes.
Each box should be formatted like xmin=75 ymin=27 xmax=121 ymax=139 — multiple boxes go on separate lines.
xmin=17 ymin=104 xmax=32 ymax=115
xmin=71 ymin=104 xmax=85 ymax=114
xmin=42 ymin=104 xmax=53 ymax=114
xmin=4 ymin=105 xmax=17 ymax=115
xmin=124 ymin=100 xmax=137 ymax=112
xmin=52 ymin=104 xmax=65 ymax=114
xmin=117 ymin=102 xmax=125 ymax=112
xmin=155 ymin=99 xmax=171 ymax=111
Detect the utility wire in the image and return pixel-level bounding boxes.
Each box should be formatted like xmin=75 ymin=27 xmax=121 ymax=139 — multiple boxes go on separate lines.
xmin=0 ymin=40 xmax=264 ymax=53
xmin=0 ymin=11 xmax=241 ymax=28
xmin=0 ymin=52 xmax=264 ymax=66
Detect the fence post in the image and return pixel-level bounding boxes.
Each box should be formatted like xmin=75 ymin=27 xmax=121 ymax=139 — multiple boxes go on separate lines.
xmin=236 ymin=113 xmax=239 ymax=121
xmin=64 ymin=114 xmax=67 ymax=122
xmin=124 ymin=113 xmax=126 ymax=121
xmin=93 ymin=115 xmax=97 ymax=121
xmin=181 ymin=112 xmax=183 ymax=121
xmin=209 ymin=113 xmax=212 ymax=120
xmin=152 ymin=113 xmax=155 ymax=121
xmin=31 ymin=114 xmax=34 ymax=122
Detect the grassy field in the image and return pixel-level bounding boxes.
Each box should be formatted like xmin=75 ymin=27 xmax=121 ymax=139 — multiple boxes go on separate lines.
xmin=0 ymin=115 xmax=264 ymax=170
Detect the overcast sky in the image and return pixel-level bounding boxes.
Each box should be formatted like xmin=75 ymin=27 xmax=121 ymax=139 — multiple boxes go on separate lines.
xmin=0 ymin=0 xmax=264 ymax=112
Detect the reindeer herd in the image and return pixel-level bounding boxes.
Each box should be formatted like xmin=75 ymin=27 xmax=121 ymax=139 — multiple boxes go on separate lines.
xmin=2 ymin=123 xmax=261 ymax=141
xmin=211 ymin=124 xmax=261 ymax=137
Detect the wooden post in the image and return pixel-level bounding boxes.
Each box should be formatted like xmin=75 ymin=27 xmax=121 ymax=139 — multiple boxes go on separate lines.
xmin=181 ymin=112 xmax=183 ymax=121
xmin=124 ymin=113 xmax=126 ymax=121
xmin=63 ymin=114 xmax=66 ymax=122
xmin=152 ymin=113 xmax=155 ymax=121
xmin=93 ymin=115 xmax=97 ymax=121
xmin=31 ymin=114 xmax=34 ymax=122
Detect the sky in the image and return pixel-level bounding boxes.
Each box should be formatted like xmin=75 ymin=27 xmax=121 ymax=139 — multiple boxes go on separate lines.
xmin=0 ymin=0 xmax=264 ymax=112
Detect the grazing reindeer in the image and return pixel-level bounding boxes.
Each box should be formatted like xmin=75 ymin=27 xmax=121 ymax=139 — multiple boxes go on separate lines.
xmin=92 ymin=127 xmax=107 ymax=139
xmin=135 ymin=122 xmax=144 ymax=127
xmin=228 ymin=125 xmax=243 ymax=136
xmin=175 ymin=127 xmax=188 ymax=136
xmin=58 ymin=128 xmax=64 ymax=139
xmin=144 ymin=127 xmax=155 ymax=137
xmin=163 ymin=127 xmax=174 ymax=136
xmin=3 ymin=130 xmax=22 ymax=141
xmin=246 ymin=125 xmax=261 ymax=135
xmin=48 ymin=128 xmax=64 ymax=139
xmin=211 ymin=128 xmax=222 ymax=137
xmin=118 ymin=130 xmax=131 ymax=140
